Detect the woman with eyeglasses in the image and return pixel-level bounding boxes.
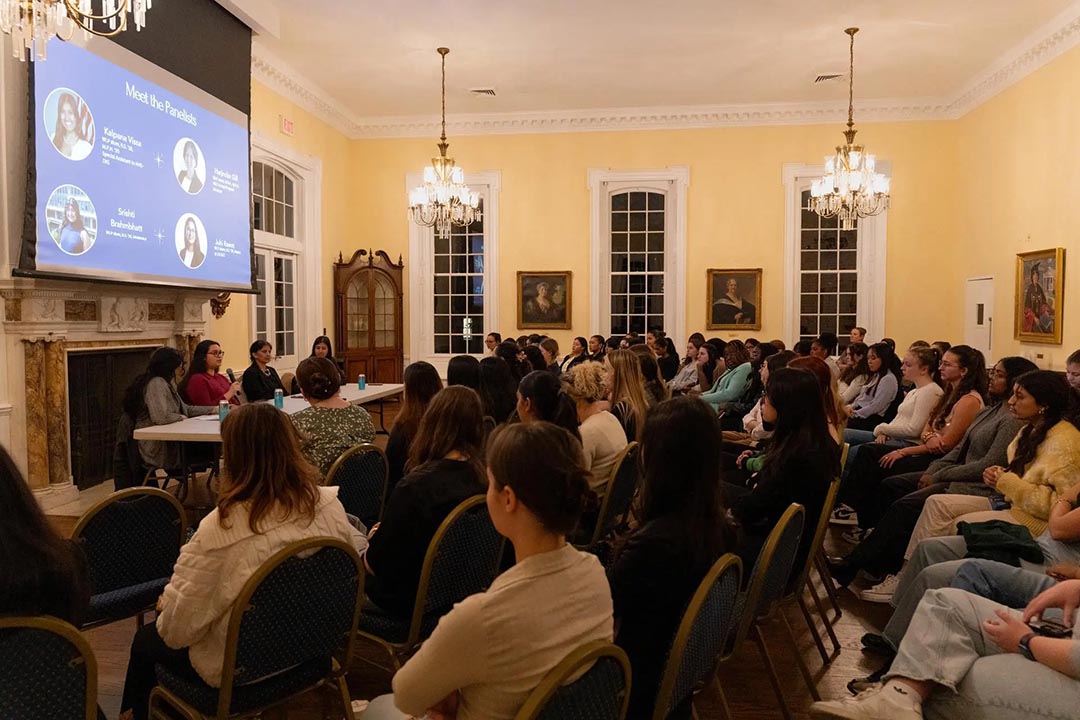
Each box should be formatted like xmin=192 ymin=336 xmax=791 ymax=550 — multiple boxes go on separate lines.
xmin=178 ymin=339 xmax=241 ymax=406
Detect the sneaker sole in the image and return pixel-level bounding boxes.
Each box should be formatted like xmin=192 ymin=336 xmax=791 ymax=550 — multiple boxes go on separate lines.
xmin=830 ymin=516 xmax=859 ymax=526
xmin=810 ymin=703 xmax=867 ymax=720
xmin=858 ymin=592 xmax=895 ymax=604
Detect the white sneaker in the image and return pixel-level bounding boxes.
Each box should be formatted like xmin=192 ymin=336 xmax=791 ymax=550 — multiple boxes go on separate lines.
xmin=841 ymin=527 xmax=871 ymax=544
xmin=831 ymin=504 xmax=859 ymax=526
xmin=859 ymin=574 xmax=900 ymax=604
xmin=810 ymin=682 xmax=923 ymax=719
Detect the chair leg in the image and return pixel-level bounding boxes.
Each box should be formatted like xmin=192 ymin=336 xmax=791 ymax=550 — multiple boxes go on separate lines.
xmin=710 ymin=674 xmax=734 ymax=720
xmin=751 ymin=623 xmax=793 ymax=720
xmin=806 ymin=577 xmax=842 ymax=655
xmin=779 ymin=610 xmax=822 ymax=701
xmin=338 ymin=676 xmax=357 ymax=720
xmin=815 ymin=551 xmax=843 ymax=622
xmin=796 ymin=595 xmax=829 ymax=666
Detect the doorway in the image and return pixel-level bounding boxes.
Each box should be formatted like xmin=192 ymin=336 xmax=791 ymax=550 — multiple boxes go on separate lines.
xmin=965 ymin=277 xmax=994 ymax=363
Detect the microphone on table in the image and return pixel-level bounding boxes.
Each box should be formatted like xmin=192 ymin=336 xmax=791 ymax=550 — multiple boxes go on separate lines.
xmin=226 ymin=368 xmax=236 ymax=383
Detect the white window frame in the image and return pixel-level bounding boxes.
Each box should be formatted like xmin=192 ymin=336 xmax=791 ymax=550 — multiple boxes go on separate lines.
xmin=408 ymin=170 xmax=501 ymax=377
xmin=782 ymin=162 xmax=888 ymax=343
xmin=588 ymin=167 xmax=689 ymax=345
xmin=249 ymin=132 xmax=322 ymax=376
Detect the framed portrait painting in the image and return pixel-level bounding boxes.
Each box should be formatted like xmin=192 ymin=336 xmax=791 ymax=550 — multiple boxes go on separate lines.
xmin=707 ymin=268 xmax=762 ymax=330
xmin=517 ymin=271 xmax=571 ymax=329
xmin=1015 ymin=248 xmax=1065 ymax=344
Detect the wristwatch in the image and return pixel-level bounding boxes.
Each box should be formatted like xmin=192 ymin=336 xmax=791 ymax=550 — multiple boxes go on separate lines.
xmin=1018 ymin=632 xmax=1037 ymax=661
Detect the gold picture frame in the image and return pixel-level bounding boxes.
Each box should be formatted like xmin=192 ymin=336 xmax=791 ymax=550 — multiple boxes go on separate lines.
xmin=1015 ymin=248 xmax=1065 ymax=344
xmin=707 ymin=268 xmax=762 ymax=330
xmin=517 ymin=271 xmax=571 ymax=329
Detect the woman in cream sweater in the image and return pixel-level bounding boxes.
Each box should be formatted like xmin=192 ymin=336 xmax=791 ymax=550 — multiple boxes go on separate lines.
xmin=119 ymin=403 xmax=364 ymax=720
xmin=905 ymin=370 xmax=1080 ymax=548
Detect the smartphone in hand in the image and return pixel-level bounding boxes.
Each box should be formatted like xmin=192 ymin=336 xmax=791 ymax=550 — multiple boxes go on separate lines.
xmin=1028 ymin=617 xmax=1073 ymax=638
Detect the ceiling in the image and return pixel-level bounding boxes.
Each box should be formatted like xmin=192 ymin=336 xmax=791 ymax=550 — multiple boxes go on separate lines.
xmin=252 ymin=0 xmax=1076 ymax=119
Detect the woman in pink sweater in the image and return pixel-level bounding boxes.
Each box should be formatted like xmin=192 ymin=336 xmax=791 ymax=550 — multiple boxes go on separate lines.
xmin=178 ymin=339 xmax=241 ymax=406
xmin=119 ymin=403 xmax=362 ymax=720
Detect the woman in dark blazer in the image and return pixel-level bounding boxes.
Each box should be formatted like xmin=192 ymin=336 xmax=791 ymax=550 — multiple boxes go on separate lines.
xmin=241 ymin=339 xmax=285 ymax=402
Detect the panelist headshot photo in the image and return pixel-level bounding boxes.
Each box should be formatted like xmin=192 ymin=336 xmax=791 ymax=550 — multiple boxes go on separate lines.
xmin=175 ymin=213 xmax=207 ymax=269
xmin=44 ymin=88 xmax=95 ymax=161
xmin=46 ymin=185 xmax=97 ymax=256
xmin=173 ymin=138 xmax=205 ymax=194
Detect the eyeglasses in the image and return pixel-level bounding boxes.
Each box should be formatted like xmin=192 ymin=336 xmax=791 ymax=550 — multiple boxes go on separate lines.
xmin=208 ymin=350 xmax=225 ymax=357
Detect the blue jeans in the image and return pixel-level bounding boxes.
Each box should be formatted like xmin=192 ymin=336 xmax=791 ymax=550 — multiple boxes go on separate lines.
xmin=840 ymin=430 xmax=910 ymax=488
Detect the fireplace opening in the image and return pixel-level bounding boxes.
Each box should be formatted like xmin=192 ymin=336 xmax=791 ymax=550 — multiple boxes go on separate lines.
xmin=68 ymin=346 xmax=159 ymax=490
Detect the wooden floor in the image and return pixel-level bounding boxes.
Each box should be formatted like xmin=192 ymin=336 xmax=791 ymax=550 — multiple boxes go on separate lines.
xmin=72 ymin=399 xmax=894 ymax=718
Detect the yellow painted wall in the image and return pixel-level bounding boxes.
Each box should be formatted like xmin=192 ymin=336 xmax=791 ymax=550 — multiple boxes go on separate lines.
xmin=953 ymin=44 xmax=1080 ymax=367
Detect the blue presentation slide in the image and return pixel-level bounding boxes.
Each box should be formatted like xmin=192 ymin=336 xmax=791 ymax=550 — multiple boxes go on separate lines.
xmin=33 ymin=38 xmax=251 ymax=290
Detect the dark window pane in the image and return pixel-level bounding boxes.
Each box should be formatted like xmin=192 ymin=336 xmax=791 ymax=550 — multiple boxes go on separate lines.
xmin=629 ymin=254 xmax=646 ymax=272
xmin=611 ymin=316 xmax=628 ymax=335
xmin=647 ymin=212 xmax=663 ymax=231
xmin=839 ymin=231 xmax=858 ymax=250
xmin=611 ymin=193 xmax=628 ymax=211
xmin=284 ymin=177 xmax=294 ymax=205
xmin=839 ymin=251 xmax=857 ymax=270
xmin=647 ymin=233 xmax=663 ymax=252
xmin=821 ymin=235 xmax=838 ymax=251
xmin=284 ymin=206 xmax=294 ymax=238
xmin=801 ymin=251 xmax=819 ymax=271
xmin=451 ymin=236 xmax=466 ymax=255
xmin=630 ymin=295 xmax=646 ymax=314
xmin=839 ymin=273 xmax=858 ymax=293
xmin=435 ymin=237 xmax=449 ymax=255
xmin=820 ymin=316 xmax=838 ymax=334
xmin=451 ymin=296 xmax=466 ymax=314
xmin=613 ymin=275 xmax=628 ymax=293
xmin=821 ymin=252 xmax=838 ymax=270
xmin=647 ymin=275 xmax=664 ymax=293
xmin=820 ymin=213 xmax=838 ymax=229
xmin=434 ymin=296 xmax=449 ymax=314
xmin=612 ymin=254 xmax=629 ymax=272
xmin=629 ymin=212 xmax=646 ymax=231
xmin=629 ymin=276 xmax=646 ymax=294
xmin=648 ymin=296 xmax=664 ymax=315
xmin=821 ymin=295 xmax=838 ymax=314
xmin=801 ymin=232 xmax=819 ymax=251
xmin=612 ymin=296 xmax=628 ymax=315
xmin=435 ymin=256 xmax=450 ymax=274
xmin=469 ymin=295 xmax=484 ymax=315
xmin=435 ymin=316 xmax=449 ymax=333
xmin=839 ymin=294 xmax=858 ymax=314
xmin=252 ymin=162 xmax=263 ymax=194
xmin=648 ymin=315 xmax=664 ymax=331
xmin=629 ymin=233 xmax=646 ymax=252
xmin=434 ymin=335 xmax=450 ymax=353
xmin=452 ymin=255 xmax=467 ymax=273
xmin=648 ymin=192 xmax=665 ymax=210
xmin=629 ymin=192 xmax=646 ymax=211
xmin=470 ymin=235 xmax=484 ymax=254
xmin=612 ymin=213 xmax=628 ymax=232
xmin=451 ymin=335 xmax=466 ymax=354
xmin=800 ymin=315 xmax=817 ymax=336
xmin=821 ymin=274 xmax=839 ymax=292
xmin=801 ymin=274 xmax=819 ymax=293
xmin=801 ymin=295 xmax=817 ymax=314
xmin=839 ymin=315 xmax=857 ymax=332
xmin=612 ymin=234 xmax=628 ymax=252
xmin=471 ymin=277 xmax=484 ymax=295
xmin=434 ymin=276 xmax=450 ymax=294
xmin=801 ymin=207 xmax=819 ymax=229
xmin=629 ymin=316 xmax=646 ymax=333
xmin=451 ymin=276 xmax=467 ymax=295
xmin=647 ymin=254 xmax=664 ymax=272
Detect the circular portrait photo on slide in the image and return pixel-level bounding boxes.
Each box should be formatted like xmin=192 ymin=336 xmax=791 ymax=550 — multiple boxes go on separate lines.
xmin=43 ymin=88 xmax=95 ymax=161
xmin=175 ymin=213 xmax=207 ymax=269
xmin=46 ymin=185 xmax=97 ymax=256
xmin=173 ymin=138 xmax=205 ymax=195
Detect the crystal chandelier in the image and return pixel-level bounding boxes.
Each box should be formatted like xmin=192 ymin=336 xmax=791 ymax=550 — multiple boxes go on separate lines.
xmin=810 ymin=27 xmax=890 ymax=230
xmin=408 ymin=47 xmax=480 ymax=240
xmin=0 ymin=0 xmax=153 ymax=62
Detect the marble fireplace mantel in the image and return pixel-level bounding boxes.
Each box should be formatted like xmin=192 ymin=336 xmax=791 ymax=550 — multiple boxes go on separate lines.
xmin=1 ymin=280 xmax=215 ymax=509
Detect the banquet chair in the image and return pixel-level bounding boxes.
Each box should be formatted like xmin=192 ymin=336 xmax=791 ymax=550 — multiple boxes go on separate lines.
xmin=325 ymin=443 xmax=389 ymax=529
xmin=787 ymin=479 xmax=843 ymax=666
xmin=0 ymin=616 xmax=99 ymax=720
xmin=815 ymin=444 xmax=850 ymax=623
xmin=576 ymin=442 xmax=640 ymax=548
xmin=513 ymin=641 xmax=631 ymax=720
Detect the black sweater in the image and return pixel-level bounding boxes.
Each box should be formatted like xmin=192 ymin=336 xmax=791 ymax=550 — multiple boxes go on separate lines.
xmin=241 ymin=362 xmax=285 ymax=402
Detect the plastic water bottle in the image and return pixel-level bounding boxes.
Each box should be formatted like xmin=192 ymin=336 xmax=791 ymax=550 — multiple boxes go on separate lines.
xmin=273 ymin=388 xmax=284 ymax=408
xmin=218 ymin=400 xmax=229 ymax=422
xmin=357 ymin=374 xmax=367 ymax=390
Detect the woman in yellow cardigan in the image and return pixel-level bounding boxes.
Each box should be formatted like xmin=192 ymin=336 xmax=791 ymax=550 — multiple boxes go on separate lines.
xmin=906 ymin=370 xmax=1080 ymax=542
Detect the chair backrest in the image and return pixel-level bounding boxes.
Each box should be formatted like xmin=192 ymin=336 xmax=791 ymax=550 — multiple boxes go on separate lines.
xmin=0 ymin=616 xmax=98 ymax=720
xmin=217 ymin=537 xmax=363 ymax=716
xmin=588 ymin=442 xmax=640 ymax=546
xmin=71 ymin=487 xmax=187 ymax=596
xmin=325 ymin=443 xmax=389 ymax=528
xmin=652 ymin=553 xmax=743 ymax=720
xmin=839 ymin=442 xmax=850 ymax=473
xmin=728 ymin=504 xmax=805 ymax=651
xmin=280 ymin=371 xmax=296 ymax=395
xmin=410 ymin=495 xmax=505 ymax=643
xmin=786 ymin=478 xmax=841 ymax=596
xmin=514 ymin=641 xmax=632 ymax=720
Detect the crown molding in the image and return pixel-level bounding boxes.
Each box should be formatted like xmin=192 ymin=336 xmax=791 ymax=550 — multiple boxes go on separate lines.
xmin=250 ymin=0 xmax=1080 ymax=139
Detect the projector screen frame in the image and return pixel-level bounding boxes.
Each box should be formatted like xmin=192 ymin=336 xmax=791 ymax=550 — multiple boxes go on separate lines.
xmin=14 ymin=34 xmax=257 ymax=295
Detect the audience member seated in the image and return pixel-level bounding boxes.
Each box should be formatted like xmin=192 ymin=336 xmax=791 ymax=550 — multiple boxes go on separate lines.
xmin=850 ymin=326 xmax=867 ymax=344
xmin=845 ymin=346 xmax=943 ymax=448
xmin=793 ymin=339 xmax=813 ymax=357
xmin=701 ymin=340 xmax=753 ymax=413
xmin=560 ymin=336 xmax=589 ymax=373
xmin=386 ymin=362 xmax=443 ymax=495
xmin=669 ymin=334 xmax=705 ymax=394
xmin=844 ymin=342 xmax=902 ymax=432
xmin=728 ymin=367 xmax=839 ymax=572
xmin=241 ymin=339 xmax=285 ymax=402
xmin=1068 ymin=349 xmax=1080 ymax=390
xmin=563 ymin=361 xmax=627 ymax=492
xmin=827 ymin=357 xmax=1036 ymax=597
xmin=842 ymin=346 xmax=986 ymax=542
xmin=789 ymin=355 xmax=846 ymax=442
xmin=902 ymin=370 xmax=1080 ymax=545
xmin=290 ymin=335 xmax=345 ymax=393
xmin=588 ymin=334 xmax=607 ymax=362
xmin=124 ymin=347 xmax=217 ymax=472
xmin=447 ymin=354 xmax=482 ymax=390
xmin=522 ymin=345 xmax=547 ymax=373
xmin=770 ymin=338 xmax=787 ymax=351
xmin=630 ymin=343 xmax=670 ymax=406
xmin=476 ymin=356 xmax=518 ymax=424
xmin=0 ymin=445 xmax=90 ymax=625
xmin=364 ymin=387 xmax=486 ymax=620
xmin=750 ymin=338 xmax=778 ymax=367
xmin=539 ymin=338 xmax=561 ymax=375
xmin=723 ymin=350 xmax=797 ymax=448
xmin=607 ymin=397 xmax=735 ymax=718
xmin=484 ymin=332 xmax=501 ymax=355
xmin=606 ymin=348 xmax=651 ymax=441
xmin=811 ymin=579 xmax=1080 ymax=719
xmin=838 ymin=341 xmax=870 ymax=404
xmin=692 ymin=341 xmax=722 ymax=395
xmin=119 ymin=403 xmax=363 ymax=720
xmin=655 ymin=337 xmax=680 ymax=382
xmin=516 ymin=370 xmax=581 ymax=439
xmin=495 ymin=341 xmax=529 ymax=382
xmin=360 ymin=421 xmax=612 ymax=720
xmin=178 ymin=339 xmax=241 ymax=406
xmin=717 ymin=343 xmax=774 ymax=432
xmin=811 ymin=332 xmax=841 ymax=378
xmin=290 ymin=357 xmax=376 ymax=478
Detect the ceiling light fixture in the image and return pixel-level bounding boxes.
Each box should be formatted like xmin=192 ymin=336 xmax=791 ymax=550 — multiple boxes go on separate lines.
xmin=810 ymin=27 xmax=890 ymax=230
xmin=1 ymin=0 xmax=153 ymax=62
xmin=408 ymin=47 xmax=480 ymax=240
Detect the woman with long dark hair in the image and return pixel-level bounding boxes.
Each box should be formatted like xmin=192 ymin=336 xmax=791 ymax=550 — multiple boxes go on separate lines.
xmin=58 ymin=197 xmax=92 ymax=254
xmin=517 ymin=370 xmax=580 ymax=439
xmin=364 ymin=386 xmax=487 ymax=620
xmin=479 ymin=356 xmax=519 ymax=423
xmin=690 ymin=341 xmax=721 ymax=394
xmin=559 ymin=336 xmax=590 ymax=373
xmin=52 ymin=91 xmax=92 ymax=160
xmin=289 ymin=335 xmax=343 ymax=393
xmin=495 ymin=340 xmax=529 ymax=382
xmin=669 ymin=335 xmax=705 ymax=394
xmin=730 ymin=367 xmax=839 ymax=571
xmin=123 ymin=346 xmax=217 ymax=470
xmin=608 ymin=397 xmax=735 ymax=718
xmin=386 ymin=361 xmax=443 ymax=493
xmin=178 ymin=339 xmax=241 ymax=406
xmin=522 ymin=345 xmax=547 ymax=374
xmin=447 ymin=355 xmax=481 ymax=390
xmin=838 ymin=341 xmax=870 ymax=404
xmin=241 ymin=339 xmax=285 ymax=402
xmin=844 ymin=341 xmax=902 ymax=430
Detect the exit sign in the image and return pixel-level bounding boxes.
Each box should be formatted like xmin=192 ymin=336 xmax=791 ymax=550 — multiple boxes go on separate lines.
xmin=279 ymin=115 xmax=295 ymax=136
